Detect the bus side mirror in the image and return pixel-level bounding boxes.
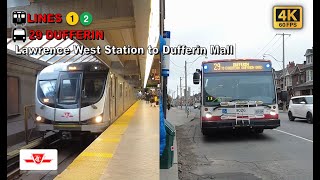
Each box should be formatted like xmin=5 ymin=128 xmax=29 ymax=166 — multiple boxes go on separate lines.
xmin=193 ymin=72 xmax=200 ymax=84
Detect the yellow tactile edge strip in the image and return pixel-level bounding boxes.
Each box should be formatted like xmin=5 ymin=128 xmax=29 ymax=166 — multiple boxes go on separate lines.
xmin=54 ymin=101 xmax=140 ymax=180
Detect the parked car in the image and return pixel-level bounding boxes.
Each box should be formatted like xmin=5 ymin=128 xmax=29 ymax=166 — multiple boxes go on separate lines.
xmin=194 ymin=103 xmax=200 ymax=109
xmin=288 ymin=95 xmax=313 ymax=124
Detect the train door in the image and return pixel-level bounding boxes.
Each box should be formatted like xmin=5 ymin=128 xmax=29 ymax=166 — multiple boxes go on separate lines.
xmin=122 ymin=82 xmax=125 ymax=112
xmin=54 ymin=72 xmax=82 ymax=123
xmin=109 ymin=74 xmax=116 ymax=121
xmin=114 ymin=76 xmax=117 ymax=118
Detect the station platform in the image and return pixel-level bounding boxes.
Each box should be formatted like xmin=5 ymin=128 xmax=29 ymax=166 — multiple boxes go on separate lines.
xmin=55 ymin=100 xmax=159 ymax=180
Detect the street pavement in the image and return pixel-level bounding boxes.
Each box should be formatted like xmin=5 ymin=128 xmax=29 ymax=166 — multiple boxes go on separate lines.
xmin=174 ymin=107 xmax=313 ymax=180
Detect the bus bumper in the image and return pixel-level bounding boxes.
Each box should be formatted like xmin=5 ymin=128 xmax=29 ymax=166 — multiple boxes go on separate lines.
xmin=202 ymin=119 xmax=280 ymax=130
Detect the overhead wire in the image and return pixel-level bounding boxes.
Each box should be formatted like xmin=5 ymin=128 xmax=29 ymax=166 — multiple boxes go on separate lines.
xmin=261 ymin=36 xmax=282 ymax=57
xmin=268 ymin=35 xmax=291 ymax=55
xmin=254 ymin=35 xmax=277 ymax=58
xmin=170 ymin=59 xmax=184 ymax=69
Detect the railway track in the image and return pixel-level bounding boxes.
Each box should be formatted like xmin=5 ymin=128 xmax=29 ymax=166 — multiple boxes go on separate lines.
xmin=7 ymin=133 xmax=60 ymax=180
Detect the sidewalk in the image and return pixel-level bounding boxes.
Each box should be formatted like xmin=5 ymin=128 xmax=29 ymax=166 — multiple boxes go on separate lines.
xmin=160 ymin=107 xmax=196 ymax=180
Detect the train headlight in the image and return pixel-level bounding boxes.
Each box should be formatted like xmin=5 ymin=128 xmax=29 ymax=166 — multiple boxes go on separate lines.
xmin=205 ymin=112 xmax=212 ymax=119
xmin=36 ymin=116 xmax=42 ymax=121
xmin=43 ymin=98 xmax=49 ymax=103
xmin=95 ymin=115 xmax=102 ymax=123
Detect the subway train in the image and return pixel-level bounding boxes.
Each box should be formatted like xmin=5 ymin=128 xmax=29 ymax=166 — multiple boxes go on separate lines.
xmin=35 ymin=62 xmax=136 ymax=139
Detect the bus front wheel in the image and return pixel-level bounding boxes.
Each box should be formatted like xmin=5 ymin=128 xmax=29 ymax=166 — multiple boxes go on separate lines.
xmin=254 ymin=128 xmax=264 ymax=134
xmin=202 ymin=129 xmax=211 ymax=136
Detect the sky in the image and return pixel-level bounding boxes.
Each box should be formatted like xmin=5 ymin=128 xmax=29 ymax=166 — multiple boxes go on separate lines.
xmin=164 ymin=0 xmax=313 ymax=98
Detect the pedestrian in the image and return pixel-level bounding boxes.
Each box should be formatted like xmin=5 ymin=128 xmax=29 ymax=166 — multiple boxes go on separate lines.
xmin=150 ymin=94 xmax=154 ymax=106
xmin=146 ymin=93 xmax=150 ymax=104
xmin=154 ymin=95 xmax=158 ymax=107
xmin=167 ymin=94 xmax=171 ymax=110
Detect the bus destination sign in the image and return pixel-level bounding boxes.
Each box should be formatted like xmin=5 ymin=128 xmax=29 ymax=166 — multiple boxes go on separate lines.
xmin=203 ymin=60 xmax=272 ymax=73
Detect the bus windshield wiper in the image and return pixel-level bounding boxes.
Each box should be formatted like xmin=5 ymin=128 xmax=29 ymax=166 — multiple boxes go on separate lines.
xmin=228 ymin=98 xmax=250 ymax=102
xmin=258 ymin=103 xmax=272 ymax=109
xmin=213 ymin=103 xmax=222 ymax=110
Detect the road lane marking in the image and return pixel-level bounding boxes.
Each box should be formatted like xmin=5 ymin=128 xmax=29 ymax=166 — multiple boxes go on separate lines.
xmin=274 ymin=129 xmax=313 ymax=143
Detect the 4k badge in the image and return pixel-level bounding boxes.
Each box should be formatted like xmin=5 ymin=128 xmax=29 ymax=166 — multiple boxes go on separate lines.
xmin=273 ymin=6 xmax=303 ymax=29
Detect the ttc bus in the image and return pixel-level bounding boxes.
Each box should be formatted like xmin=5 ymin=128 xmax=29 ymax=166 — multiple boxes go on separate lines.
xmin=193 ymin=59 xmax=280 ymax=135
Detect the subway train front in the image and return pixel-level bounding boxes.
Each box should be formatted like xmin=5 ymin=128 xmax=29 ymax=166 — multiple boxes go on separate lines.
xmin=35 ymin=62 xmax=136 ymax=138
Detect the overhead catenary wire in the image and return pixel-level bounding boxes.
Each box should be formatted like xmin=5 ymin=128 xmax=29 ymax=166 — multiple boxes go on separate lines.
xmin=170 ymin=59 xmax=184 ymax=69
xmin=269 ymin=35 xmax=291 ymax=56
xmin=254 ymin=35 xmax=277 ymax=58
xmin=261 ymin=36 xmax=282 ymax=57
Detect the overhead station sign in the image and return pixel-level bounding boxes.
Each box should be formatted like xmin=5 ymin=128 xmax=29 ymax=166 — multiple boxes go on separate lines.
xmin=203 ymin=60 xmax=272 ymax=73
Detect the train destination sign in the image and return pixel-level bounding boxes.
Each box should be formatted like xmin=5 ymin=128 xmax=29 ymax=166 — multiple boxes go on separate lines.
xmin=203 ymin=60 xmax=272 ymax=73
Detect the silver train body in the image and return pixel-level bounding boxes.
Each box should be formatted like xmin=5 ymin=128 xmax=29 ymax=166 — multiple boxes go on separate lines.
xmin=35 ymin=62 xmax=136 ymax=134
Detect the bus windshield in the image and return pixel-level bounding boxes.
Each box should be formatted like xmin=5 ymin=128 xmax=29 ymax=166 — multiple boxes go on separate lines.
xmin=203 ymin=72 xmax=276 ymax=106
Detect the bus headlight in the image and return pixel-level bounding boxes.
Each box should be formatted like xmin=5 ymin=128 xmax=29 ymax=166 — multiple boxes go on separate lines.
xmin=205 ymin=112 xmax=212 ymax=118
xmin=36 ymin=116 xmax=42 ymax=121
xmin=95 ymin=115 xmax=102 ymax=123
xmin=270 ymin=110 xmax=276 ymax=116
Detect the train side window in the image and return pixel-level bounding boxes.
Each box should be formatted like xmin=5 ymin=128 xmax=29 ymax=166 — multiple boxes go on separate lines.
xmin=119 ymin=83 xmax=123 ymax=97
xmin=7 ymin=76 xmax=20 ymax=117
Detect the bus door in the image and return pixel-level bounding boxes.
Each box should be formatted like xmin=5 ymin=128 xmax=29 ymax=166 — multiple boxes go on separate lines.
xmin=54 ymin=72 xmax=82 ymax=123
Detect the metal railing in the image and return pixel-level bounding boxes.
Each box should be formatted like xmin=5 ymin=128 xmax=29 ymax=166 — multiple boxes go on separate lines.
xmin=24 ymin=104 xmax=39 ymax=144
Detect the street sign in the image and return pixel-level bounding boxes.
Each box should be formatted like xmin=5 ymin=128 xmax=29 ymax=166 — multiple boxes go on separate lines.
xmin=161 ymin=31 xmax=170 ymax=77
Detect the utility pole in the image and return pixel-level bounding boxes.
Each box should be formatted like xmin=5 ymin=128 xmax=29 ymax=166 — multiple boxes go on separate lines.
xmin=177 ymin=85 xmax=179 ymax=99
xmin=160 ymin=0 xmax=167 ymax=118
xmin=180 ymin=77 xmax=182 ymax=109
xmin=276 ymin=33 xmax=290 ymax=111
xmin=185 ymin=60 xmax=187 ymax=111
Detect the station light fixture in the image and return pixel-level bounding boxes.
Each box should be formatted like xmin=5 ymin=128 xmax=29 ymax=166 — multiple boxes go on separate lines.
xmin=68 ymin=66 xmax=77 ymax=70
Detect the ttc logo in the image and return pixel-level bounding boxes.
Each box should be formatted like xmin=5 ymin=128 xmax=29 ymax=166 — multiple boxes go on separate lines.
xmin=61 ymin=112 xmax=73 ymax=118
xmin=20 ymin=149 xmax=58 ymax=170
xmin=24 ymin=153 xmax=52 ymax=164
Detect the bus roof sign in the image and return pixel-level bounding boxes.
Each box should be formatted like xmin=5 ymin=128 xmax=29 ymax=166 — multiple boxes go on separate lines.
xmin=203 ymin=60 xmax=272 ymax=73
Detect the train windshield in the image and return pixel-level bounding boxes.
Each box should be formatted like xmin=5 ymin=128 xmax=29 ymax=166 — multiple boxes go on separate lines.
xmin=81 ymin=78 xmax=106 ymax=106
xmin=203 ymin=72 xmax=276 ymax=106
xmin=38 ymin=80 xmax=56 ymax=107
xmin=59 ymin=79 xmax=80 ymax=104
xmin=37 ymin=72 xmax=107 ymax=108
